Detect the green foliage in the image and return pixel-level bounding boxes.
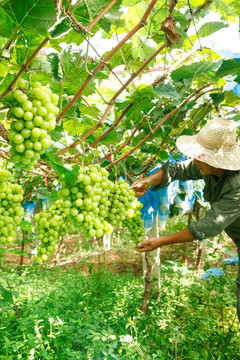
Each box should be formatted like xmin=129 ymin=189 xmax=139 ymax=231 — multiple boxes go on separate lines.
xmin=0 ymin=0 xmax=56 ymax=36
xmin=171 ymin=61 xmax=222 ymax=83
xmin=198 ymin=21 xmax=228 ymax=37
xmin=154 ymin=82 xmax=181 ymax=100
xmin=0 ymin=0 xmax=239 ymax=266
xmin=0 ymin=7 xmax=14 ymax=37
xmin=216 ymin=58 xmax=240 ymax=80
xmin=0 ymin=262 xmax=239 ymax=359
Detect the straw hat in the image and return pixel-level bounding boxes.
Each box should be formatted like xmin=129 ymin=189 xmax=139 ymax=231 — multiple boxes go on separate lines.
xmin=176 ymin=118 xmax=240 ymax=170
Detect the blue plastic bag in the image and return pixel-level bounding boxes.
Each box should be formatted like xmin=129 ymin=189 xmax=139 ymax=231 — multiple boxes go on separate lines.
xmin=22 ymin=201 xmax=36 ymax=215
xmin=158 ymin=209 xmax=170 ymax=230
xmin=179 ymin=180 xmax=194 ymax=199
xmin=158 ymin=180 xmax=179 ymax=212
xmin=199 ymin=26 xmax=240 ymax=59
xmin=140 ymin=164 xmax=168 ymax=231
xmin=140 ymin=190 xmax=160 ymax=232
xmin=201 ymin=268 xmax=224 ymax=279
xmin=173 ymin=193 xmax=196 ymax=214
xmin=223 ymin=257 xmax=239 ymax=265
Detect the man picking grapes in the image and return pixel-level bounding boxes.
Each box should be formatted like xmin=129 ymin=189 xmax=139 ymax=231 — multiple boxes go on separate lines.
xmin=131 ymin=117 xmax=240 ymax=320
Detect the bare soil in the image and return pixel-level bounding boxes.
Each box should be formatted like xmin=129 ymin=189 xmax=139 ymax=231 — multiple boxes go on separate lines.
xmin=4 ymin=234 xmax=143 ymax=276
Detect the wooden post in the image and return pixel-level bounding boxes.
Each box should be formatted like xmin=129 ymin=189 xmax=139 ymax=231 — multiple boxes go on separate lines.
xmin=103 ymin=234 xmax=111 ymax=251
xmin=143 ymin=213 xmax=161 ymax=294
xmin=20 ymin=230 xmax=26 ymax=266
xmin=140 ymin=251 xmax=152 ymax=312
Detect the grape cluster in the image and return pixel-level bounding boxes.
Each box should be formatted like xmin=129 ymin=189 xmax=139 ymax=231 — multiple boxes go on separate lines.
xmin=59 ymin=164 xmax=114 ymax=240
xmin=6 ymin=79 xmax=59 ymax=169
xmin=0 ymin=178 xmax=24 ymax=244
xmin=0 ymin=169 xmax=12 ymax=189
xmin=33 ymin=199 xmax=71 ymax=263
xmin=106 ymin=178 xmax=136 ymax=227
xmin=122 ymin=199 xmax=145 ymax=244
xmin=33 ymin=165 xmax=146 ymax=262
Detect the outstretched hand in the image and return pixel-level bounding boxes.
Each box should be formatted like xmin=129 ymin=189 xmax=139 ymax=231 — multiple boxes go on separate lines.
xmin=131 ymin=179 xmax=151 ymax=197
xmin=135 ymin=238 xmax=161 ymax=252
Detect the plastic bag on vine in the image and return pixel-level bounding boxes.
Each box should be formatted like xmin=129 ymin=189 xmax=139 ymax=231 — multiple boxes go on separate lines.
xmin=139 ymin=162 xmax=178 ymax=233
xmin=179 ymin=179 xmax=194 ymax=199
xmin=140 ymin=190 xmax=160 ymax=234
xmin=138 ymin=164 xmax=162 ymax=234
xmin=173 ymin=193 xmax=196 ymax=215
xmin=158 ymin=209 xmax=170 ymax=230
xmin=158 ymin=180 xmax=179 ymax=212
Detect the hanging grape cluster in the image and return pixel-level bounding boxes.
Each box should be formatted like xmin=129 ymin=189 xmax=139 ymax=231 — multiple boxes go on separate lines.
xmin=59 ymin=164 xmax=114 ymax=240
xmin=33 ymin=165 xmax=146 ymax=261
xmin=106 ymin=178 xmax=136 ymax=227
xmin=0 ymin=169 xmax=24 ymax=244
xmin=122 ymin=199 xmax=145 ymax=244
xmin=0 ymin=169 xmax=12 ymax=189
xmin=5 ymin=79 xmax=59 ymax=169
xmin=33 ymin=199 xmax=71 ymax=263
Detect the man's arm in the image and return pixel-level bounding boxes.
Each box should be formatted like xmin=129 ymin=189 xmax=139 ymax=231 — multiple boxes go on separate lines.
xmin=135 ymin=228 xmax=196 ymax=252
xmin=131 ymin=160 xmax=202 ymax=197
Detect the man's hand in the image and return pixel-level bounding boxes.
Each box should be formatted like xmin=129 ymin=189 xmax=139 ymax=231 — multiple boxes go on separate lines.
xmin=135 ymin=238 xmax=161 ymax=252
xmin=131 ymin=179 xmax=151 ymax=197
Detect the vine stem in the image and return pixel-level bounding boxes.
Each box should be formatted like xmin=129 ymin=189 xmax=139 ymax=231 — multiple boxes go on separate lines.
xmin=65 ymin=104 xmax=135 ymax=159
xmin=0 ymin=38 xmax=49 ymax=101
xmin=94 ymin=99 xmax=169 ymax=165
xmin=105 ymin=84 xmax=212 ymax=169
xmin=87 ymin=0 xmax=119 ymax=32
xmin=188 ymin=0 xmax=213 ymax=22
xmin=23 ymin=179 xmax=44 ymax=202
xmin=140 ymin=252 xmax=152 ymax=312
xmin=56 ymin=43 xmax=202 ymax=157
xmin=55 ymin=4 xmax=207 ymax=157
xmin=141 ymin=101 xmax=213 ymax=174
xmin=65 ymin=0 xmax=72 ymax=12
xmin=0 ymin=26 xmax=20 ymax=57
xmin=57 ymin=0 xmax=158 ymax=122
xmin=56 ymin=42 xmax=165 ymax=156
xmin=90 ymin=43 xmax=166 ymax=130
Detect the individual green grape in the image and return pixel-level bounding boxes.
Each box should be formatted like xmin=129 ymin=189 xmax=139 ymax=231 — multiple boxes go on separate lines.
xmin=14 ymin=107 xmax=24 ymax=118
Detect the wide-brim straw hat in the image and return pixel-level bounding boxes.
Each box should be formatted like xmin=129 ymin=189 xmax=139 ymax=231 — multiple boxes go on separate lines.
xmin=176 ymin=117 xmax=240 ymax=170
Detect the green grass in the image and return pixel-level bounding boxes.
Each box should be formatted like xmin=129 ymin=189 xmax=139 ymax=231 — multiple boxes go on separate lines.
xmin=0 ymin=259 xmax=239 ymax=360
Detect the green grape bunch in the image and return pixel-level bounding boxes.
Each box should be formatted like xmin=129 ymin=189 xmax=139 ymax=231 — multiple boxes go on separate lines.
xmin=0 ymin=171 xmax=24 ymax=244
xmin=33 ymin=199 xmax=71 ymax=264
xmin=3 ymin=79 xmax=59 ymax=169
xmin=33 ymin=165 xmax=146 ymax=263
xmin=59 ymin=164 xmax=114 ymax=240
xmin=0 ymin=168 xmax=12 ymax=189
xmin=122 ymin=199 xmax=146 ymax=244
xmin=106 ymin=178 xmax=136 ymax=228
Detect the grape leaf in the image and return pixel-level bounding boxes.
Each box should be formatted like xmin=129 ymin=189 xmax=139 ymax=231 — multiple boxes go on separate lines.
xmin=0 ymin=7 xmax=14 ymax=37
xmin=99 ymin=129 xmax=119 ymax=145
xmin=49 ymin=16 xmax=71 ymax=39
xmin=198 ymin=21 xmax=227 ymax=37
xmin=0 ymin=0 xmax=56 ymax=36
xmin=154 ymin=82 xmax=181 ymax=100
xmin=46 ymin=189 xmax=59 ymax=209
xmin=215 ymin=58 xmax=240 ymax=79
